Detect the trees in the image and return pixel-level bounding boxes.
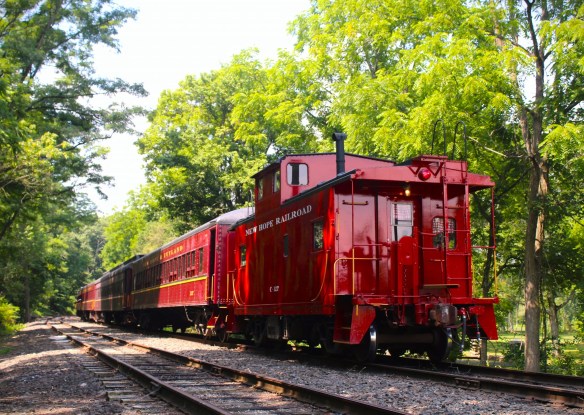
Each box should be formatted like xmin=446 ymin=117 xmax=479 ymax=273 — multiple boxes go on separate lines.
xmin=1 ymin=0 xmax=578 ymax=367
xmin=0 ymin=0 xmax=144 ymax=239
xmin=290 ymin=0 xmax=583 ymax=371
xmin=0 ymin=0 xmax=144 ymax=321
xmin=483 ymin=0 xmax=583 ymax=372
xmin=100 ymin=186 xmax=177 ymax=269
xmin=138 ymin=50 xmax=318 ymax=231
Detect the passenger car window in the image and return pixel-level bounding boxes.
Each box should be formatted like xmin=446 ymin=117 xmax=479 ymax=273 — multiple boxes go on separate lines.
xmin=198 ymin=248 xmax=204 ymax=273
xmin=240 ymin=245 xmax=247 ymax=267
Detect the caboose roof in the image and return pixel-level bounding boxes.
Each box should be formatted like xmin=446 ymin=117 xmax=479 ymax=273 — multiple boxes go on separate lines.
xmin=251 ymin=152 xmax=394 ymax=179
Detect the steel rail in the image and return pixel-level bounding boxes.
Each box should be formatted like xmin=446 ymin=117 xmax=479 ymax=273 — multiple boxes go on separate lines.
xmin=53 ymin=326 xmax=231 ymax=415
xmin=370 ymin=361 xmax=584 ymax=409
xmin=391 ymin=356 xmax=584 ymax=390
xmin=433 ymin=360 xmax=584 ymax=389
xmin=59 ymin=323 xmax=408 ymax=415
xmin=75 ymin=321 xmax=583 ymax=409
xmin=75 ymin=320 xmax=584 ymax=409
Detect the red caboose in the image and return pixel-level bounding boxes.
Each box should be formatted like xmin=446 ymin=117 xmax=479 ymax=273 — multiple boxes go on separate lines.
xmin=229 ymin=134 xmax=498 ymax=361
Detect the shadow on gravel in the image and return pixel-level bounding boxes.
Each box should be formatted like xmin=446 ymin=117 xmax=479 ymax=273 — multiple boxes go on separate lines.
xmin=0 ymin=321 xmax=124 ymax=415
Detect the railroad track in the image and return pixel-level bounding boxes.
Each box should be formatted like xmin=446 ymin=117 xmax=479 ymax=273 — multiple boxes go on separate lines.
xmin=50 ymin=322 xmax=406 ymax=415
xmin=66 ymin=320 xmax=584 ymax=410
xmin=369 ymin=356 xmax=584 ymax=409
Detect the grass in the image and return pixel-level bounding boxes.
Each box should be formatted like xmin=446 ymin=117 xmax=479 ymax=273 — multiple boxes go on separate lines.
xmin=474 ymin=332 xmax=584 ymax=375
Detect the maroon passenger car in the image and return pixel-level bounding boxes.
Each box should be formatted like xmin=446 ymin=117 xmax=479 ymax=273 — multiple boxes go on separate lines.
xmin=77 ymin=209 xmax=251 ymax=339
xmin=228 ymin=134 xmax=498 ymax=361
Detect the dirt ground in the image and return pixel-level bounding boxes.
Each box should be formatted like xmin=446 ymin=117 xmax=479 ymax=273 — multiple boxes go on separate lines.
xmin=0 ymin=320 xmax=126 ymax=414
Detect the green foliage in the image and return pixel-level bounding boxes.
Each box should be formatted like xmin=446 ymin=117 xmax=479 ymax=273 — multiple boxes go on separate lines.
xmin=574 ymin=311 xmax=584 ymax=341
xmin=0 ymin=0 xmax=143 ymax=320
xmin=130 ymin=2 xmax=584 ymax=354
xmin=502 ymin=340 xmax=525 ymax=369
xmin=292 ymin=0 xmax=583 ymax=371
xmin=138 ymin=50 xmax=318 ymax=231
xmin=100 ymin=185 xmax=177 ymax=269
xmin=545 ymin=347 xmax=584 ymax=377
xmin=0 ymin=0 xmax=580 ymax=360
xmin=0 ymin=295 xmax=21 ymax=335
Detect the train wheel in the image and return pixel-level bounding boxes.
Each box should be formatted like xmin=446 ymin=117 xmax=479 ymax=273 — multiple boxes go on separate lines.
xmin=427 ymin=328 xmax=454 ymax=363
xmin=353 ymin=324 xmax=378 ymax=362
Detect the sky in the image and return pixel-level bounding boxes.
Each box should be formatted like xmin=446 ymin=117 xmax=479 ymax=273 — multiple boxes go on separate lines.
xmin=89 ymin=0 xmax=310 ymax=214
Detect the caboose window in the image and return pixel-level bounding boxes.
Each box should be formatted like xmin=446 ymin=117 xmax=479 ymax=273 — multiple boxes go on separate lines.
xmin=287 ymin=163 xmax=308 ymax=186
xmin=393 ymin=203 xmax=413 ymax=240
xmin=257 ymin=178 xmax=264 ymax=199
xmin=313 ymin=220 xmax=324 ymax=251
xmin=240 ymin=245 xmax=247 ymax=267
xmin=432 ymin=217 xmax=456 ymax=249
xmin=273 ymin=170 xmax=280 ymax=192
xmin=283 ymin=234 xmax=289 ymax=257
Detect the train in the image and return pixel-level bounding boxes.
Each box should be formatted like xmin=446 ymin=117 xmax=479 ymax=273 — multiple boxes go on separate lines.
xmin=77 ymin=133 xmax=499 ymax=362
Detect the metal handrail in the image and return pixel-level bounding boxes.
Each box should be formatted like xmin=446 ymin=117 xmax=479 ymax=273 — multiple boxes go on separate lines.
xmin=453 ymin=120 xmax=468 ymax=160
xmin=431 ymin=119 xmax=446 ymax=155
xmin=333 ymin=247 xmax=383 ymax=295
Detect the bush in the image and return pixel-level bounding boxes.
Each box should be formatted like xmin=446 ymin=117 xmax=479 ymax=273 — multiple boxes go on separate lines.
xmin=0 ymin=296 xmax=21 ymax=336
xmin=548 ymin=351 xmax=584 ymax=376
xmin=574 ymin=311 xmax=584 ymax=342
xmin=502 ymin=340 xmax=525 ymax=369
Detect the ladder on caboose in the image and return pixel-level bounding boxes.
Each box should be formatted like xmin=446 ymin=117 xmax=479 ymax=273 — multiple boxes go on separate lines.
xmin=439 ymin=159 xmax=472 ymax=298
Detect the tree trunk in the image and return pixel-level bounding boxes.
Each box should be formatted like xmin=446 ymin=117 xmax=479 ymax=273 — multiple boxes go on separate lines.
xmin=523 ymin=166 xmax=543 ymax=372
xmin=520 ymin=0 xmax=549 ymax=373
xmin=520 ymin=104 xmax=548 ymax=373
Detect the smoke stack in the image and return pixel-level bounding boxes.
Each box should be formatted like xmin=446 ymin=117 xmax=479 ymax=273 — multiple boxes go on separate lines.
xmin=332 ymin=132 xmax=347 ymax=175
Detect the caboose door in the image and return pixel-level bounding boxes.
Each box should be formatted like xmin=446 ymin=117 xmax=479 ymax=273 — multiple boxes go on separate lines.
xmin=420 ymin=192 xmax=468 ymax=292
xmin=335 ymin=191 xmax=378 ymax=295
xmin=387 ymin=200 xmax=419 ymax=301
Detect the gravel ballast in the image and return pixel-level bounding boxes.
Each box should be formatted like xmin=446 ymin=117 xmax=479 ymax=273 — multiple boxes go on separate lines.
xmin=0 ymin=320 xmax=182 ymax=415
